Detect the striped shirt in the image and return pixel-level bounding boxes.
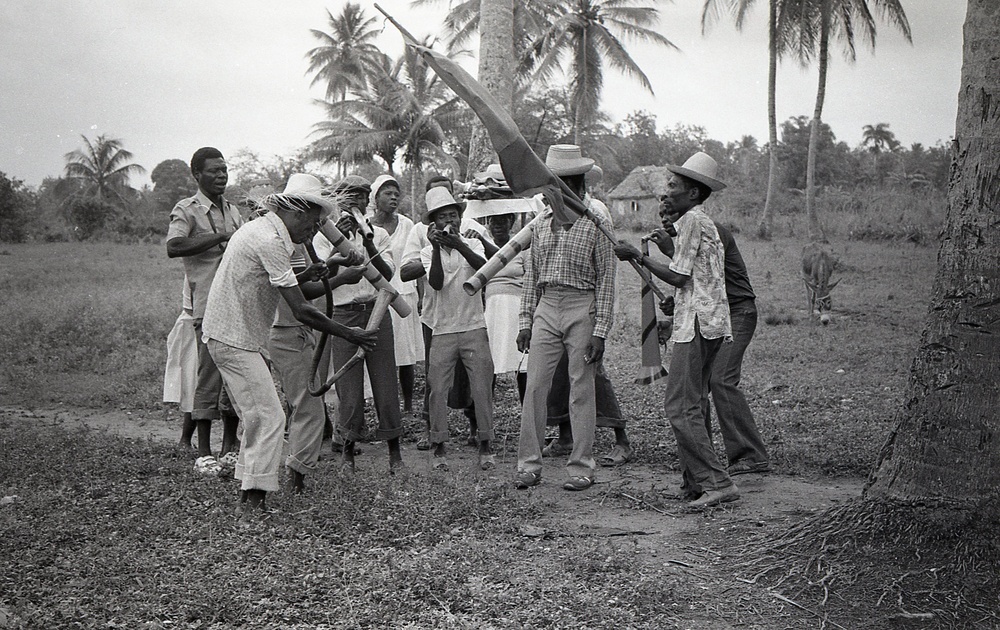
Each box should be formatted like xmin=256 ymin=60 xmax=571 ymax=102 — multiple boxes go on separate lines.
xmin=519 ymin=213 xmax=616 ymax=338
xmin=202 ymin=212 xmax=299 ymax=352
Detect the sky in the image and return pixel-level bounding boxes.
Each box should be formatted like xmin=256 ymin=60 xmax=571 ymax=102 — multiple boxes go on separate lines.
xmin=0 ymin=1 xmax=967 ymax=189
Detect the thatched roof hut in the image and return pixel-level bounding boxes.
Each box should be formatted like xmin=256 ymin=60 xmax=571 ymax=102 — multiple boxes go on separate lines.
xmin=607 ymin=165 xmax=671 ymax=217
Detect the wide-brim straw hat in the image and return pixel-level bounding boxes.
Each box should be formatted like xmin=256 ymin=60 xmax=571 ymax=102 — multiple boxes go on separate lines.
xmin=423 ymin=186 xmax=465 ymax=223
xmin=665 ymin=152 xmax=727 ymax=191
xmin=545 ymin=144 xmax=595 ymax=176
xmin=266 ymin=173 xmax=338 ymax=219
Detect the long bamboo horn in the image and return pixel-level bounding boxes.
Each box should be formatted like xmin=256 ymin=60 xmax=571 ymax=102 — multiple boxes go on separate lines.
xmin=317 ymin=221 xmax=411 ymax=318
xmin=463 ymin=211 xmax=548 ymax=295
xmin=635 ymin=239 xmax=668 ymax=385
xmin=309 ymin=288 xmax=396 ymax=397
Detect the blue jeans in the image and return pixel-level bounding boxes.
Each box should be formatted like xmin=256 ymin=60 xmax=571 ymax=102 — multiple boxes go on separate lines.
xmin=702 ymin=302 xmax=769 ymax=466
xmin=664 ymin=319 xmax=733 ymax=495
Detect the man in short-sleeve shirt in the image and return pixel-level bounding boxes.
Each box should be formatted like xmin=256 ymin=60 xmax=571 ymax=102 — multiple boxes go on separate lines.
xmin=166 ymin=147 xmax=243 ymax=473
xmin=202 ymin=174 xmax=376 ymax=516
xmin=615 ymin=152 xmax=738 ymax=509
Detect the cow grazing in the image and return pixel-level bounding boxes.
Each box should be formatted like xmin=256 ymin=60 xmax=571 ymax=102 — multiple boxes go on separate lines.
xmin=801 ymin=242 xmax=840 ymax=324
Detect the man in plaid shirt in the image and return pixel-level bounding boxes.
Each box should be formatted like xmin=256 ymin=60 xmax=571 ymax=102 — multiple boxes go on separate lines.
xmin=514 ymin=145 xmax=616 ymax=492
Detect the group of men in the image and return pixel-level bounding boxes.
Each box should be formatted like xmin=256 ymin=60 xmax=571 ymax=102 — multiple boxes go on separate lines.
xmin=165 ymin=143 xmax=770 ymax=517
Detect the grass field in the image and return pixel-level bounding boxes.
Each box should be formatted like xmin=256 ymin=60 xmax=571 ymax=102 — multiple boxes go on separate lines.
xmin=4 ymin=233 xmax=975 ymax=629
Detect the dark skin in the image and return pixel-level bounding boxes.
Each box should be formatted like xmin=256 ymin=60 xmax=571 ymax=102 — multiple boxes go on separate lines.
xmin=426 ymin=206 xmax=491 ymax=462
xmin=338 ymin=190 xmax=393 ymax=281
xmin=165 ymin=156 xmax=239 ymax=456
xmin=166 ymin=157 xmax=236 ymax=258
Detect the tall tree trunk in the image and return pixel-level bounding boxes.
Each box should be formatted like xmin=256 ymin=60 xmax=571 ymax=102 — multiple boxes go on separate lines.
xmin=805 ymin=0 xmax=829 ymax=242
xmin=757 ymin=0 xmax=779 ymax=238
xmin=865 ymin=0 xmax=1000 ymax=514
xmin=467 ymin=0 xmax=514 ymax=179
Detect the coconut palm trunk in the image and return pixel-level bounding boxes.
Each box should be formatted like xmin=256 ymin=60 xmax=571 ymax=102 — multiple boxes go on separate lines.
xmin=804 ymin=0 xmax=829 ymax=242
xmin=865 ymin=0 xmax=1000 ymax=512
xmin=468 ymin=0 xmax=514 ymax=177
xmin=757 ymin=0 xmax=779 ymax=238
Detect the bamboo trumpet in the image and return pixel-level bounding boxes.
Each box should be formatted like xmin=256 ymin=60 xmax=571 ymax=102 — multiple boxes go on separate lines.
xmin=463 ymin=211 xmax=548 ymax=295
xmin=317 ymin=221 xmax=411 ymax=318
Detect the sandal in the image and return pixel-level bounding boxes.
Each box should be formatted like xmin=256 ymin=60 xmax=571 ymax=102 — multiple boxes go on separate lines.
xmin=598 ymin=444 xmax=633 ymax=467
xmin=478 ymin=453 xmax=496 ymax=471
xmin=562 ymin=476 xmax=594 ymax=491
xmin=432 ymin=457 xmax=449 ymax=471
xmin=194 ymin=455 xmax=222 ymax=475
xmin=218 ymin=452 xmax=239 ymax=467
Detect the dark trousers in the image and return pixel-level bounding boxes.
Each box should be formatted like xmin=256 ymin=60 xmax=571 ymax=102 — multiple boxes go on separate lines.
xmin=701 ymin=303 xmax=769 ymax=465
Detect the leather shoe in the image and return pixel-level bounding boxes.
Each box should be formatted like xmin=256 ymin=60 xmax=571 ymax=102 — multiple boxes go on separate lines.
xmin=562 ymin=476 xmax=594 ymax=491
xmin=687 ymin=485 xmax=740 ymax=509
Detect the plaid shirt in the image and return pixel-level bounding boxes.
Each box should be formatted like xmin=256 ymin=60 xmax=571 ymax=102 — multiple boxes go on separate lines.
xmin=519 ymin=212 xmax=616 ymax=338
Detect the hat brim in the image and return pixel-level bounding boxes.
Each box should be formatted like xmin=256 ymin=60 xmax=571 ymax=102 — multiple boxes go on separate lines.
xmin=272 ymin=192 xmax=339 ymax=219
xmin=547 ymin=157 xmax=595 ymax=177
xmin=422 ymin=201 xmax=466 ymax=223
xmin=665 ymin=165 xmax=727 ymax=191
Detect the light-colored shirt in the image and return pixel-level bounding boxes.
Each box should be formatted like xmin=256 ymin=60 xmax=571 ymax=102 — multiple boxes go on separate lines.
xmin=668 ymin=207 xmax=732 ymax=343
xmin=377 ymin=213 xmax=418 ymax=296
xmin=420 ymin=237 xmax=487 ymax=335
xmin=519 ymin=212 xmax=616 ymax=339
xmin=401 ymin=217 xmax=490 ymax=327
xmin=166 ymin=190 xmax=243 ymax=319
xmin=202 ymin=212 xmax=298 ymax=352
xmin=313 ymin=225 xmax=393 ymax=306
xmin=273 ymin=245 xmax=310 ymax=328
xmin=484 ymin=249 xmax=526 ymax=298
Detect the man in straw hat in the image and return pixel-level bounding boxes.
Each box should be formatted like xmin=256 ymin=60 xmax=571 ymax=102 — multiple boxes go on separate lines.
xmin=614 ymin=151 xmax=740 ymax=509
xmin=514 ymin=144 xmax=617 ymax=492
xmin=166 ymin=147 xmax=243 ymax=475
xmin=419 ymin=186 xmax=496 ymax=471
xmin=201 ymin=173 xmax=377 ymax=518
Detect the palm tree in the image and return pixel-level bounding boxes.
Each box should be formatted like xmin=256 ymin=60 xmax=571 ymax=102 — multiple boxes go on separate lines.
xmin=702 ymin=0 xmax=805 ymax=237
xmin=63 ymin=134 xmax=146 ymax=205
xmin=467 ymin=0 xmax=514 ymax=176
xmin=310 ymin=44 xmax=467 ymax=214
xmin=523 ymin=0 xmax=679 ymax=144
xmin=861 ymin=122 xmax=899 ymax=154
xmin=799 ymin=0 xmax=911 ymax=241
xmin=305 ymin=3 xmax=385 ymax=103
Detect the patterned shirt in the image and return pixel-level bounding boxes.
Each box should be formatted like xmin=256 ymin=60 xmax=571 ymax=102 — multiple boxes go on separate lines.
xmin=668 ymin=207 xmax=732 ymax=343
xmin=166 ymin=190 xmax=243 ymax=319
xmin=519 ymin=212 xmax=616 ymax=339
xmin=202 ymin=212 xmax=298 ymax=352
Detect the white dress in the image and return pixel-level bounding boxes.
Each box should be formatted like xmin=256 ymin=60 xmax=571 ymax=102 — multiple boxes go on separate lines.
xmin=484 ymin=249 xmax=527 ymax=374
xmin=379 ymin=213 xmax=425 ymax=366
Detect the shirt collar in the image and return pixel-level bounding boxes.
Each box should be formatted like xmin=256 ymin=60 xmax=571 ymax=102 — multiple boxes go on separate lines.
xmin=194 ymin=189 xmax=227 ymax=214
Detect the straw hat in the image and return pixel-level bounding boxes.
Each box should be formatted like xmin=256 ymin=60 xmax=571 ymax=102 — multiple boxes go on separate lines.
xmin=266 ymin=173 xmax=338 ymax=218
xmin=423 ymin=186 xmax=465 ymax=222
xmin=545 ymin=144 xmax=595 ymax=176
xmin=665 ymin=152 xmax=727 ymax=191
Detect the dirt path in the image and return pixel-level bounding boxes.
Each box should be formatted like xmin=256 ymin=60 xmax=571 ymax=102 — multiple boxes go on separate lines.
xmin=2 ymin=403 xmax=863 ymax=533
